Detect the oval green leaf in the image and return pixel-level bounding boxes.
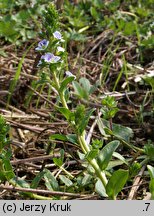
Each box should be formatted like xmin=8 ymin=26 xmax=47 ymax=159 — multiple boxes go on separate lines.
xmin=97 ymin=140 xmax=120 ymax=170
xmin=60 ymin=76 xmax=75 ymax=93
xmin=59 ymin=175 xmax=73 ymax=187
xmin=106 ymin=169 xmax=129 ymax=199
xmin=44 ymin=169 xmax=59 ymax=191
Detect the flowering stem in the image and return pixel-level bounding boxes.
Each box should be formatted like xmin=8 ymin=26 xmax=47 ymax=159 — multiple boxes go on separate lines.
xmin=52 ymin=71 xmax=108 ymax=188
xmin=52 ymin=71 xmax=68 ymax=109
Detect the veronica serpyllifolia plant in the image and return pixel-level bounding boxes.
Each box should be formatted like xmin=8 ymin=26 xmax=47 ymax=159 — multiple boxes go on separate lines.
xmin=35 ymin=4 xmax=133 ymax=199
xmin=35 ymin=2 xmax=109 ymax=189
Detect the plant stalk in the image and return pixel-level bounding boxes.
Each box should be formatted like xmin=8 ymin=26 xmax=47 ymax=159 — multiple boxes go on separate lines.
xmin=52 ymin=73 xmax=108 ymax=187
xmin=53 ymin=71 xmax=68 ymax=109
xmin=78 ymin=134 xmax=108 ymax=187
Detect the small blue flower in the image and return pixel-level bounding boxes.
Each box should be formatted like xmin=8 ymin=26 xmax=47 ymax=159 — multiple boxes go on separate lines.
xmin=53 ymin=31 xmax=64 ymax=42
xmin=38 ymin=53 xmax=61 ymax=65
xmin=35 ymin=39 xmax=49 ymax=51
xmin=42 ymin=53 xmax=54 ymax=62
xmin=53 ymin=31 xmax=62 ymax=40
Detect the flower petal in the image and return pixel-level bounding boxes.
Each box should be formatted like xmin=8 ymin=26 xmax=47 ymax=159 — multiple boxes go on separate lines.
xmin=42 ymin=53 xmax=54 ymax=62
xmin=35 ymin=39 xmax=49 ymax=51
xmin=52 ymin=56 xmax=61 ymax=63
xmin=40 ymin=53 xmax=61 ymax=64
xmin=65 ymin=71 xmax=76 ymax=79
xmin=57 ymin=46 xmax=65 ymax=52
xmin=53 ymin=31 xmax=62 ymax=40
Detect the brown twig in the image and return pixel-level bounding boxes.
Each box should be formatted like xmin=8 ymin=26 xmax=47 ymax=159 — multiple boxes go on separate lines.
xmin=26 ymin=84 xmax=55 ymax=106
xmin=7 ymin=119 xmax=55 ymax=134
xmin=0 ymin=184 xmax=87 ymax=198
xmin=127 ymin=165 xmax=146 ymax=200
xmin=0 ymin=99 xmax=25 ymax=114
xmin=10 ymin=153 xmax=60 ymax=165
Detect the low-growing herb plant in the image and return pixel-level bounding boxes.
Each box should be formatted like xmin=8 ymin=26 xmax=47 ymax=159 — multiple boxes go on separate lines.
xmin=1 ymin=2 xmax=154 ymax=200
xmin=33 ymin=4 xmax=145 ymax=199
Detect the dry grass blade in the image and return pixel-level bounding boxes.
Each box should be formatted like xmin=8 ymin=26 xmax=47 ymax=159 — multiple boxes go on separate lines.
xmin=10 ymin=154 xmax=61 ymax=165
xmin=0 ymin=185 xmax=87 ymax=198
xmin=127 ymin=165 xmax=146 ymax=200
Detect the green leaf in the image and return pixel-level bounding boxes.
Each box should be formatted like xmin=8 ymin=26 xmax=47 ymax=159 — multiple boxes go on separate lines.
xmin=0 ymin=20 xmax=17 ymax=39
xmin=95 ymin=179 xmax=108 ymax=197
xmin=147 ymin=165 xmax=154 ymax=179
xmin=74 ymin=104 xmax=85 ymax=126
xmin=106 ymin=169 xmax=129 ymax=199
xmin=0 ymin=171 xmax=6 ymax=182
xmin=10 ymin=177 xmax=30 ymax=189
xmin=81 ymin=174 xmax=92 ymax=186
xmin=13 ymin=10 xmax=30 ymax=23
xmin=59 ymin=76 xmax=75 ymax=93
xmin=107 ymin=160 xmax=127 ymax=170
xmin=27 ymin=30 xmax=37 ymax=39
xmin=141 ymin=35 xmax=154 ymax=49
xmin=144 ymin=76 xmax=154 ymax=90
xmin=90 ymin=6 xmax=99 ymax=21
xmin=108 ymin=108 xmax=119 ymax=118
xmin=123 ymin=21 xmax=136 ymax=36
xmin=60 ymin=149 xmax=64 ymax=164
xmin=56 ymin=107 xmax=74 ymax=121
xmin=97 ymin=140 xmax=120 ymax=170
xmin=59 ymin=175 xmax=73 ymax=187
xmin=97 ymin=118 xmax=110 ymax=138
xmin=31 ymin=170 xmax=46 ymax=189
xmin=9 ymin=177 xmax=39 ymax=198
xmin=112 ymin=152 xmax=129 ymax=166
xmin=0 ymin=115 xmax=10 ymax=150
xmin=50 ymin=134 xmax=68 ymax=141
xmin=78 ymin=108 xmax=95 ymax=135
xmin=144 ymin=144 xmax=154 ymax=160
xmin=0 ymin=150 xmax=15 ymax=180
xmin=86 ymin=149 xmax=99 ymax=160
xmin=66 ymin=134 xmax=78 ymax=145
xmin=92 ymin=139 xmax=103 ymax=149
xmin=44 ymin=169 xmax=59 ymax=191
xmin=53 ymin=157 xmax=63 ymax=167
xmin=129 ymin=162 xmax=141 ymax=178
xmin=3 ymin=158 xmax=15 ymax=180
xmin=92 ymin=0 xmax=104 ymax=8
xmin=107 ymin=0 xmax=120 ymax=10
xmin=72 ymin=81 xmax=89 ymax=100
xmin=101 ymin=96 xmax=118 ymax=108
xmin=77 ymin=150 xmax=85 ymax=160
xmin=102 ymin=119 xmax=134 ymax=142
xmin=53 ymin=149 xmax=64 ymax=167
xmin=149 ymin=179 xmax=154 ymax=200
xmin=0 ymin=158 xmax=6 ymax=181
xmin=79 ymin=77 xmax=91 ymax=93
